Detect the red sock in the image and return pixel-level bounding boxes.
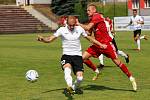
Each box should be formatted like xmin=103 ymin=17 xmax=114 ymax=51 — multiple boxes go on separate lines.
xmin=83 ymin=59 xmax=97 ymax=71
xmin=119 ymin=63 xmax=132 ymax=78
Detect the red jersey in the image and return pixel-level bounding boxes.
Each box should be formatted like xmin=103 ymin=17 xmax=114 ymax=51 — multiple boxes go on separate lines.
xmin=89 ymin=13 xmax=112 ymax=44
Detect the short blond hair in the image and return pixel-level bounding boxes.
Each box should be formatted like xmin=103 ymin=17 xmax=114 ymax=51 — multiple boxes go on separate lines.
xmin=87 ymin=4 xmax=97 ymax=9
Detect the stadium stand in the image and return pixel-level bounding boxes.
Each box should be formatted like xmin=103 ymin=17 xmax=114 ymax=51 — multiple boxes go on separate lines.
xmin=0 ymin=5 xmax=51 ymax=34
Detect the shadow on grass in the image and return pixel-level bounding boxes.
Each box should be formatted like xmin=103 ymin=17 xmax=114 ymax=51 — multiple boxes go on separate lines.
xmin=82 ymin=84 xmax=134 ymax=92
xmin=42 ymin=88 xmax=74 ymax=100
xmin=62 ymin=91 xmax=74 ymax=100
xmin=41 ymin=88 xmax=65 ymax=93
xmin=103 ymin=65 xmax=116 ymax=68
xmin=123 ymin=48 xmax=141 ymax=52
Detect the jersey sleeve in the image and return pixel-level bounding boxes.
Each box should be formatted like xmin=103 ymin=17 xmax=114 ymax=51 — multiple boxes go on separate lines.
xmin=53 ymin=28 xmax=62 ymax=37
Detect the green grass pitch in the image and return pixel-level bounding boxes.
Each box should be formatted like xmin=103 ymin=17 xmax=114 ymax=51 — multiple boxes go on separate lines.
xmin=0 ymin=31 xmax=150 ymax=100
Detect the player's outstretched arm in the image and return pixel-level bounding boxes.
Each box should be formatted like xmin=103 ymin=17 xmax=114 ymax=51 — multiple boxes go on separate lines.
xmin=124 ymin=20 xmax=132 ymax=28
xmin=76 ymin=19 xmax=94 ymax=31
xmin=85 ymin=36 xmax=107 ymax=49
xmin=37 ymin=35 xmax=57 ymax=43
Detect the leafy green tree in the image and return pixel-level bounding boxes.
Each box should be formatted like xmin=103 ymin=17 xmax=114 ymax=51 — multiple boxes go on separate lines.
xmin=51 ymin=0 xmax=76 ymax=15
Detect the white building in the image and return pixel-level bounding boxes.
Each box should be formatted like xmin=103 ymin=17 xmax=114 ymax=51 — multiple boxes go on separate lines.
xmin=105 ymin=0 xmax=126 ymax=2
xmin=16 ymin=0 xmax=52 ymax=6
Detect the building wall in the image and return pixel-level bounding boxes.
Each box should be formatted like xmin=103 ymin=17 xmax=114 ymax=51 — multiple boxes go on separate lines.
xmin=128 ymin=0 xmax=150 ymax=16
xmin=16 ymin=0 xmax=51 ymax=5
xmin=140 ymin=9 xmax=150 ymax=16
xmin=30 ymin=0 xmax=51 ymax=4
xmin=106 ymin=0 xmax=126 ymax=2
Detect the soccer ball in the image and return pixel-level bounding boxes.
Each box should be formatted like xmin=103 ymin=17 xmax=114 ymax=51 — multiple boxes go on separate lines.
xmin=25 ymin=70 xmax=39 ymax=82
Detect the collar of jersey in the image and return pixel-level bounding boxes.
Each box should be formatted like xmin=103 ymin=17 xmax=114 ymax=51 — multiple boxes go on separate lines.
xmin=65 ymin=25 xmax=75 ymax=33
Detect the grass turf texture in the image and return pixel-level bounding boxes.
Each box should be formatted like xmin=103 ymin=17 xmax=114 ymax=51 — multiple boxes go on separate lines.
xmin=0 ymin=31 xmax=150 ymax=100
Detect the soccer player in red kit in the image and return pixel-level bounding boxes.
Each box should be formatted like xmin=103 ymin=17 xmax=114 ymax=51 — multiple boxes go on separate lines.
xmin=77 ymin=4 xmax=137 ymax=91
xmin=98 ymin=16 xmax=130 ymax=69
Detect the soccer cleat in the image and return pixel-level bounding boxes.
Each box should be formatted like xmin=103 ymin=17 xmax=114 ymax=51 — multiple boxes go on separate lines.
xmin=129 ymin=76 xmax=137 ymax=91
xmin=64 ymin=87 xmax=75 ymax=95
xmin=92 ymin=72 xmax=100 ymax=81
xmin=134 ymin=48 xmax=140 ymax=51
xmin=125 ymin=54 xmax=130 ymax=63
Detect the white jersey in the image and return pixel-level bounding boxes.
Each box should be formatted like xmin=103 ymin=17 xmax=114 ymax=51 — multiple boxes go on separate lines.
xmin=130 ymin=15 xmax=144 ymax=31
xmin=53 ymin=25 xmax=87 ymax=56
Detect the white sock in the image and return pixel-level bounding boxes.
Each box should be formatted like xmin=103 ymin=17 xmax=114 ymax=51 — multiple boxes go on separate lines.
xmin=72 ymin=76 xmax=83 ymax=90
xmin=117 ymin=50 xmax=128 ymax=58
xmin=129 ymin=76 xmax=134 ymax=81
xmin=140 ymin=35 xmax=145 ymax=39
xmin=99 ymin=54 xmax=104 ymax=65
xmin=137 ymin=39 xmax=140 ymax=50
xmin=64 ymin=67 xmax=72 ymax=87
xmin=95 ymin=68 xmax=100 ymax=73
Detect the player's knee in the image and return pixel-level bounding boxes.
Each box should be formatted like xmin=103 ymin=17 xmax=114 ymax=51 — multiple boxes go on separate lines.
xmin=82 ymin=51 xmax=91 ymax=60
xmin=77 ymin=76 xmax=83 ymax=82
xmin=134 ymin=37 xmax=137 ymax=41
xmin=63 ymin=63 xmax=71 ymax=69
xmin=134 ymin=36 xmax=139 ymax=41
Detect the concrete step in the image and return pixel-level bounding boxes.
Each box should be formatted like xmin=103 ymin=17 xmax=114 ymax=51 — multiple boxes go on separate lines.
xmin=0 ymin=5 xmax=51 ymax=33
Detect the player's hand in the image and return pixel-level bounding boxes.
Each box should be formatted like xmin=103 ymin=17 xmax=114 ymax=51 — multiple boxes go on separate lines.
xmin=100 ymin=44 xmax=107 ymax=49
xmin=76 ymin=18 xmax=80 ymax=26
xmin=37 ymin=35 xmax=44 ymax=42
xmin=111 ymin=31 xmax=116 ymax=36
xmin=137 ymin=21 xmax=142 ymax=24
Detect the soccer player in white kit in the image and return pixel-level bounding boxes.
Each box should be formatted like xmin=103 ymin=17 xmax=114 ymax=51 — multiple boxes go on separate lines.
xmin=37 ymin=16 xmax=106 ymax=95
xmin=125 ymin=9 xmax=148 ymax=51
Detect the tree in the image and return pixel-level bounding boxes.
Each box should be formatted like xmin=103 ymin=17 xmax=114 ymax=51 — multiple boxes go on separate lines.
xmin=74 ymin=0 xmax=88 ymax=23
xmin=51 ymin=0 xmax=76 ymax=16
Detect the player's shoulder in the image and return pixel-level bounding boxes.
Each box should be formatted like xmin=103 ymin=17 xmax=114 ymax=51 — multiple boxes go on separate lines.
xmin=75 ymin=26 xmax=84 ymax=30
xmin=58 ymin=26 xmax=66 ymax=30
xmin=94 ymin=13 xmax=101 ymax=16
xmin=93 ymin=13 xmax=101 ymax=18
xmin=130 ymin=16 xmax=135 ymax=20
xmin=57 ymin=26 xmax=67 ymax=31
xmin=130 ymin=16 xmax=134 ymax=19
xmin=135 ymin=15 xmax=142 ymax=18
xmin=93 ymin=13 xmax=104 ymax=21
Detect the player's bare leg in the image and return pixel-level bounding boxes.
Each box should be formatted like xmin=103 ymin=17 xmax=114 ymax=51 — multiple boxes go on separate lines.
xmin=134 ymin=35 xmax=141 ymax=51
xmin=82 ymin=51 xmax=100 ymax=80
xmin=112 ymin=58 xmax=137 ymax=91
xmin=134 ymin=34 xmax=148 ymax=51
xmin=140 ymin=35 xmax=148 ymax=40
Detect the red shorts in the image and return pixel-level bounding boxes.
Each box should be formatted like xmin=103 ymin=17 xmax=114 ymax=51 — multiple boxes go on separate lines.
xmin=86 ymin=43 xmax=118 ymax=59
